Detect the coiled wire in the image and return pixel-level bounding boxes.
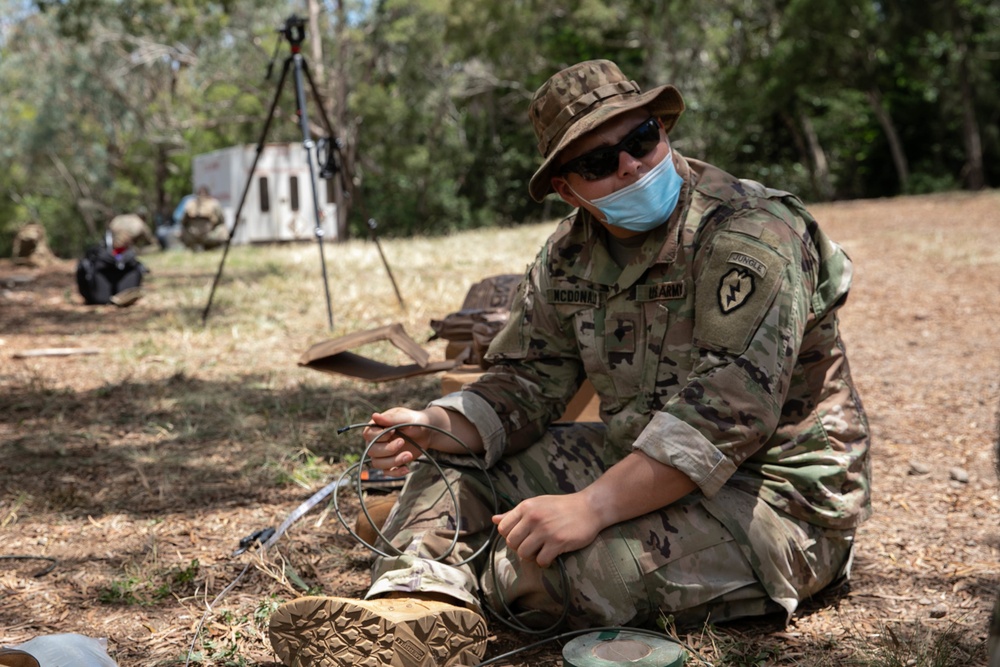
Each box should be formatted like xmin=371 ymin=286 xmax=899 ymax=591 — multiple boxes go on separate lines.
xmin=186 ymin=419 xmax=700 ymax=666
xmin=333 ymin=421 xmax=571 ymax=635
xmin=333 ymin=422 xmax=706 ymax=665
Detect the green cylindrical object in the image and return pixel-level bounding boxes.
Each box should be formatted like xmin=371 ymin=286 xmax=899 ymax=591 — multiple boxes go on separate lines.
xmin=562 ymin=630 xmax=687 ymax=667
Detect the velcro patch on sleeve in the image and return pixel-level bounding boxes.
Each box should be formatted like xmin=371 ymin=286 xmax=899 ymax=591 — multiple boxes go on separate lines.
xmin=694 ymin=233 xmax=787 ymax=354
xmin=485 ymin=274 xmax=531 ymax=359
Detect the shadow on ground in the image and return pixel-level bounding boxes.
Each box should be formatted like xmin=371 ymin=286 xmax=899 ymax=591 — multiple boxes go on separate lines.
xmin=0 ymin=372 xmax=441 ymax=518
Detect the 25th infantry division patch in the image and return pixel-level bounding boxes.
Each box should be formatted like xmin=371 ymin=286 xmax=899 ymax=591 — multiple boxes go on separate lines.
xmin=718 ymin=268 xmax=755 ymax=313
xmin=694 ymin=233 xmax=788 ymax=354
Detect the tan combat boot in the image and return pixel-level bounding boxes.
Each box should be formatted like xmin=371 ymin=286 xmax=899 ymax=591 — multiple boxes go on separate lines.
xmin=354 ymin=494 xmax=398 ymax=545
xmin=268 ymin=595 xmax=488 ymax=667
xmin=109 ymin=286 xmax=144 ymax=307
xmin=0 ymin=648 xmax=40 ymax=667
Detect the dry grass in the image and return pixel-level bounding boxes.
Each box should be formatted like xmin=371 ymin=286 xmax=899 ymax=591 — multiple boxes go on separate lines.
xmin=1 ymin=190 xmax=999 ymax=666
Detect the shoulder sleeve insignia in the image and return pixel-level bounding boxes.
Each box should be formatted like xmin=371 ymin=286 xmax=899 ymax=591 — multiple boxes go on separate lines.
xmin=718 ymin=268 xmax=755 ymax=312
xmin=694 ymin=232 xmax=789 ymax=354
xmin=726 ymin=251 xmax=767 ymax=277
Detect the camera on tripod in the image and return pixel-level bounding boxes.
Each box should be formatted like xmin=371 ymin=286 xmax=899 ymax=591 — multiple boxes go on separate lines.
xmin=279 ymin=14 xmax=307 ymax=45
xmin=203 ymin=8 xmax=407 ymax=328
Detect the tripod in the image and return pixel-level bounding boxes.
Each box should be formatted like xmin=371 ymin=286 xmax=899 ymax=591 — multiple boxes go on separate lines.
xmin=201 ymin=15 xmax=404 ymax=329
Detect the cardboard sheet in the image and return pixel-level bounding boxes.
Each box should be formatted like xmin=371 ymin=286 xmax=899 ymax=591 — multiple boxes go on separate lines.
xmin=299 ymin=323 xmax=462 ymax=382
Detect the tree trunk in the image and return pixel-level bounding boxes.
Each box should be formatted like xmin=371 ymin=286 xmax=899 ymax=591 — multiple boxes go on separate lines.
xmin=305 ymin=0 xmax=348 ymax=242
xmin=48 ymin=151 xmax=100 ymax=238
xmin=782 ymin=109 xmax=833 ymax=201
xmin=957 ymin=57 xmax=984 ymax=190
xmin=155 ymin=143 xmax=168 ymax=225
xmin=799 ymin=113 xmax=834 ymax=201
xmin=307 ymin=0 xmax=327 ymax=102
xmin=332 ymin=0 xmax=352 ymax=241
xmin=952 ymin=15 xmax=984 ymax=190
xmin=865 ymin=86 xmax=910 ymax=193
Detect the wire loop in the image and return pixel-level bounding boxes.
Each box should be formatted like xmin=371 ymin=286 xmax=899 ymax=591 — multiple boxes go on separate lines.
xmin=334 ymin=421 xmax=571 ymax=635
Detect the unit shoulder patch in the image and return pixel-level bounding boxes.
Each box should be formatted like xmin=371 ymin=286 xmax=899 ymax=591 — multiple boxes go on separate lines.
xmin=726 ymin=251 xmax=767 ymax=278
xmin=694 ymin=233 xmax=788 ymax=354
xmin=718 ymin=268 xmax=755 ymax=313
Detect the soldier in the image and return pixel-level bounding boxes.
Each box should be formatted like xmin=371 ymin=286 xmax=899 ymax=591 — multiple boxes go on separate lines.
xmin=11 ymin=223 xmax=56 ymax=266
xmin=107 ymin=211 xmax=155 ymax=254
xmin=268 ymin=60 xmax=872 ymax=667
xmin=180 ymin=185 xmax=227 ymax=250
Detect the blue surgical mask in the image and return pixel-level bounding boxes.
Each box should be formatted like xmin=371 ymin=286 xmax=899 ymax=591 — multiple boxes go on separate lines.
xmin=572 ymin=152 xmax=684 ymax=233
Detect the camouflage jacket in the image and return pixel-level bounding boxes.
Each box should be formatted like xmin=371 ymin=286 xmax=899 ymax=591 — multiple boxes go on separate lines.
xmin=108 ymin=214 xmax=154 ymax=250
xmin=434 ymin=154 xmax=871 ymax=530
xmin=182 ymin=196 xmax=224 ymax=228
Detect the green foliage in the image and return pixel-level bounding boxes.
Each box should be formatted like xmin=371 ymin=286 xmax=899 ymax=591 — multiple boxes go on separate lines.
xmin=265 ymin=447 xmax=331 ymax=488
xmin=172 ymin=558 xmax=201 ymax=585
xmin=97 ymin=558 xmax=201 ymax=606
xmin=253 ymin=595 xmax=281 ymax=629
xmin=0 ymin=0 xmax=284 ymax=257
xmin=98 ymin=576 xmax=145 ymax=605
xmin=857 ymin=618 xmax=989 ymax=667
xmin=1 ymin=0 xmax=997 ymax=257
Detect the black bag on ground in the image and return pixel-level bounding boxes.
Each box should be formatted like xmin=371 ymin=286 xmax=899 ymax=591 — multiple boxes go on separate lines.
xmin=75 ymin=244 xmax=146 ymax=305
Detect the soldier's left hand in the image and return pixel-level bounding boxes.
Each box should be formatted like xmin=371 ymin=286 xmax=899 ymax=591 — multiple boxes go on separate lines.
xmin=492 ymin=493 xmax=603 ymax=568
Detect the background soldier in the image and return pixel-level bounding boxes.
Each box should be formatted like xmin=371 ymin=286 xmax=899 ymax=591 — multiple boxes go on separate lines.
xmin=11 ymin=223 xmax=57 ymax=267
xmin=107 ymin=211 xmax=155 ymax=254
xmin=180 ymin=186 xmax=227 ymax=250
xmin=75 ymin=211 xmax=152 ymax=307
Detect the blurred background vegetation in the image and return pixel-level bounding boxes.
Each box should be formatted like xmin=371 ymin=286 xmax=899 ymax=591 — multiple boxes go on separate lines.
xmin=1 ymin=0 xmax=997 ymax=257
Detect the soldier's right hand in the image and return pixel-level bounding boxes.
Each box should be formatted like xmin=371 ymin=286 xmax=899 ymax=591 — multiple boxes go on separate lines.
xmin=362 ymin=408 xmax=431 ymax=473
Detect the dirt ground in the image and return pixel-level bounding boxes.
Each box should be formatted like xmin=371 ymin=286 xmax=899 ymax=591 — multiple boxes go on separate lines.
xmin=2 ymin=191 xmax=1000 ymax=666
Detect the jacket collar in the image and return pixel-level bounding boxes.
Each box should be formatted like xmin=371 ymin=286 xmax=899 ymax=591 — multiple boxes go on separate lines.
xmin=557 ymin=153 xmax=692 ymax=290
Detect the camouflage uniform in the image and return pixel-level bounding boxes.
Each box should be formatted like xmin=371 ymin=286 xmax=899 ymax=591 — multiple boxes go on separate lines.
xmin=367 ymin=154 xmax=871 ymax=630
xmin=11 ymin=223 xmax=56 ymax=266
xmin=108 ymin=214 xmax=154 ymax=251
xmin=180 ymin=194 xmax=227 ymax=250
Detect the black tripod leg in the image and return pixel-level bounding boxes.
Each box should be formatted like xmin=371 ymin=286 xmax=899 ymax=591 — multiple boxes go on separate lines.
xmin=290 ymin=52 xmax=335 ymax=330
xmin=299 ymin=58 xmax=337 ymax=139
xmin=201 ymin=57 xmax=293 ymax=326
xmin=367 ymin=218 xmax=406 ymax=311
xmin=300 ymin=59 xmax=407 ymax=312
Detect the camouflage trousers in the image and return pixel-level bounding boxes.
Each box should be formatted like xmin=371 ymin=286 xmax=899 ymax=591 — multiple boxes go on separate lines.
xmin=366 ymin=423 xmax=854 ymax=629
xmin=180 ymin=219 xmax=227 ymax=250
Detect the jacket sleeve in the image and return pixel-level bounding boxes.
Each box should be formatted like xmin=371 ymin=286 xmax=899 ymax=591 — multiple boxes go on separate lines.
xmin=632 ymin=204 xmax=820 ymax=498
xmin=444 ymin=253 xmax=586 ymax=463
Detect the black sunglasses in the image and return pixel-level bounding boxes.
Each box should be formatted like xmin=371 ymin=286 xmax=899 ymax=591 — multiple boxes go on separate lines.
xmin=559 ymin=117 xmax=662 ymax=181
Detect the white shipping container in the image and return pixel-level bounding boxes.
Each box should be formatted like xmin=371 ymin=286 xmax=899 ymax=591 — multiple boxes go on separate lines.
xmin=191 ymin=143 xmax=337 ymax=245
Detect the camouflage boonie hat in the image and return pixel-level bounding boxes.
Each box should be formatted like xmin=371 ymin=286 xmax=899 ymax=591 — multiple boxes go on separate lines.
xmin=527 ymin=60 xmax=685 ymax=202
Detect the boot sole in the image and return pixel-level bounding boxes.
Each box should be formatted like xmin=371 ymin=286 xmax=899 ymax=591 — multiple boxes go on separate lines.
xmin=109 ymin=288 xmax=143 ymax=307
xmin=268 ymin=596 xmax=488 ymax=667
